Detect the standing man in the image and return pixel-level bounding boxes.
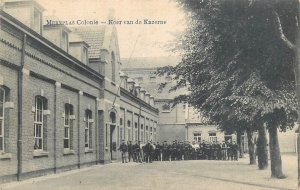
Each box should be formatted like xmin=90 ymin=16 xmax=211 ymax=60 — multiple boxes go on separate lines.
xmin=134 ymin=141 xmax=142 ymax=163
xmin=232 ymin=141 xmax=239 ymax=161
xmin=221 ymin=141 xmax=227 ymax=160
xmin=155 ymin=142 xmax=162 ymax=161
xmin=127 ymin=141 xmax=133 ymax=162
xmin=119 ymin=140 xmax=128 ymax=163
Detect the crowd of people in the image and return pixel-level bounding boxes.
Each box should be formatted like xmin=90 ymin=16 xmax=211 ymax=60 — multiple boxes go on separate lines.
xmin=118 ymin=139 xmax=240 ymax=163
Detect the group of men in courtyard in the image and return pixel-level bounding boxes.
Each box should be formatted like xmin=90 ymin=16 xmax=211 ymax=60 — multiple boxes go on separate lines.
xmin=118 ymin=139 xmax=240 ymax=163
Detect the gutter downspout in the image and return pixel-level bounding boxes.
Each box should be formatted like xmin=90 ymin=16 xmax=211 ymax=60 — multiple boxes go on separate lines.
xmin=17 ymin=34 xmax=26 ymax=181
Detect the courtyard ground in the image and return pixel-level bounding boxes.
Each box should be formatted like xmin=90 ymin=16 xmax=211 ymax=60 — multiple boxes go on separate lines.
xmin=0 ymin=153 xmax=297 ymax=190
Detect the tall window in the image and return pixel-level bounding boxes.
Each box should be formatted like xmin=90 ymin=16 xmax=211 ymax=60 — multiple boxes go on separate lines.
xmin=127 ymin=120 xmax=131 ymax=141
xmin=85 ymin=110 xmax=92 ymax=149
xmin=209 ymin=133 xmax=217 ymax=143
xmin=120 ymin=128 xmax=123 ymax=141
xmin=134 ymin=122 xmax=138 ymax=141
xmin=194 ymin=133 xmax=201 ymax=142
xmin=34 ymin=96 xmax=45 ymax=150
xmin=64 ymin=104 xmax=73 ymax=149
xmin=0 ymin=88 xmax=5 ymax=152
xmin=111 ymin=52 xmax=116 ymax=82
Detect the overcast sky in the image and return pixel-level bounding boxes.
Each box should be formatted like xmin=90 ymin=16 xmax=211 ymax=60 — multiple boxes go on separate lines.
xmin=36 ymin=0 xmax=186 ymax=58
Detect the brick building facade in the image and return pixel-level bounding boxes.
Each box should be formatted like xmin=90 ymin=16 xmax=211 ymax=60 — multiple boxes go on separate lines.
xmin=0 ymin=0 xmax=158 ymax=183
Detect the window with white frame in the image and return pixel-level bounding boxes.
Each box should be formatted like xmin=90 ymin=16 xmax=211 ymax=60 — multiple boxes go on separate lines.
xmin=85 ymin=110 xmax=92 ymax=149
xmin=224 ymin=132 xmax=233 ymax=143
xmin=34 ymin=96 xmax=46 ymax=150
xmin=150 ymin=127 xmax=153 ymax=139
xmin=0 ymin=87 xmax=5 ymax=152
xmin=209 ymin=133 xmax=217 ymax=143
xmin=64 ymin=104 xmax=73 ymax=149
xmin=193 ymin=133 xmax=201 ymax=142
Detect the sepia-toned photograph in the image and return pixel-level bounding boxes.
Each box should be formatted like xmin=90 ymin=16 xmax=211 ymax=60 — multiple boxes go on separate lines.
xmin=0 ymin=0 xmax=299 ymax=189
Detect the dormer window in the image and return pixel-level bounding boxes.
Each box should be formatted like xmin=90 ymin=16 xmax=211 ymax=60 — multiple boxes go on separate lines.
xmin=3 ymin=0 xmax=45 ymax=35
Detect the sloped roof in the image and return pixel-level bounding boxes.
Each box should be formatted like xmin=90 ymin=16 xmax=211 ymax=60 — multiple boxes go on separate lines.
xmin=71 ymin=26 xmax=106 ymax=59
xmin=121 ymin=56 xmax=180 ymax=69
xmin=141 ymin=80 xmax=188 ymax=100
xmin=121 ymin=56 xmax=186 ymax=100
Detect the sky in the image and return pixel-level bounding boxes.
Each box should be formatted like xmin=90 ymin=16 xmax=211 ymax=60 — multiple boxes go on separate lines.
xmin=36 ymin=0 xmax=186 ymax=58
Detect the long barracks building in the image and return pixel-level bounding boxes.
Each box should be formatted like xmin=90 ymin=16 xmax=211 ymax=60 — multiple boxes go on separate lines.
xmin=0 ymin=0 xmax=158 ymax=183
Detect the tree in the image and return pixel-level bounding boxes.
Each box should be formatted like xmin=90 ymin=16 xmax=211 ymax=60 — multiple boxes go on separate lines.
xmin=159 ymin=0 xmax=298 ymax=178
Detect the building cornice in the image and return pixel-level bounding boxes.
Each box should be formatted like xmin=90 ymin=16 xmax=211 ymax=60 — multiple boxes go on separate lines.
xmin=120 ymin=88 xmax=159 ymax=114
xmin=0 ymin=10 xmax=104 ymax=82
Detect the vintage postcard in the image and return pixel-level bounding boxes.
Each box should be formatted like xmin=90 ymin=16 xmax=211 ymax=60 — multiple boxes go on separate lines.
xmin=0 ymin=0 xmax=298 ymax=189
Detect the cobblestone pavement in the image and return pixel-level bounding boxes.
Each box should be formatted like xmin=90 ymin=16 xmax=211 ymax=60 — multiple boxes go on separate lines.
xmin=0 ymin=154 xmax=297 ymax=190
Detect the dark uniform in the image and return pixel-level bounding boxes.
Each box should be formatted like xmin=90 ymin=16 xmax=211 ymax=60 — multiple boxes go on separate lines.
xmin=133 ymin=141 xmax=142 ymax=163
xmin=162 ymin=142 xmax=169 ymax=161
xmin=144 ymin=141 xmax=154 ymax=163
xmin=127 ymin=141 xmax=133 ymax=162
xmin=155 ymin=142 xmax=162 ymax=161
xmin=227 ymin=141 xmax=233 ymax=160
xmin=221 ymin=141 xmax=227 ymax=160
xmin=232 ymin=142 xmax=239 ymax=161
xmin=119 ymin=141 xmax=128 ymax=163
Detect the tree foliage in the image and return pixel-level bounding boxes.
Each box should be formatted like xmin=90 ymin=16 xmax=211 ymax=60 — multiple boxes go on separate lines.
xmin=158 ymin=0 xmax=298 ymax=131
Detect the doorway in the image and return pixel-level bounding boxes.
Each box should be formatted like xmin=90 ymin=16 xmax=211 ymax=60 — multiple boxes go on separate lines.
xmin=110 ymin=112 xmax=117 ymax=160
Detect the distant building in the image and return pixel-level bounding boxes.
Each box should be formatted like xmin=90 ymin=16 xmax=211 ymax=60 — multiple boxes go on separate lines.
xmin=0 ymin=0 xmax=158 ymax=183
xmin=121 ymin=57 xmax=231 ymax=143
xmin=121 ymin=57 xmax=297 ymax=153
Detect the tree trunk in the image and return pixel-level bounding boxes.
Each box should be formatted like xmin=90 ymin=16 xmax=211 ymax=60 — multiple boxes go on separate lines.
xmin=297 ymin=129 xmax=300 ymax=187
xmin=257 ymin=124 xmax=268 ymax=170
xmin=268 ymin=125 xmax=285 ymax=178
xmin=246 ymin=128 xmax=256 ymax=165
xmin=237 ymin=130 xmax=244 ymax=158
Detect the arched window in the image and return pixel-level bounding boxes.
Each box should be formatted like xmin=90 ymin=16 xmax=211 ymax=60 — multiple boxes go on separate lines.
xmin=34 ymin=96 xmax=47 ymax=150
xmin=111 ymin=52 xmax=116 ymax=82
xmin=110 ymin=112 xmax=116 ymax=124
xmin=0 ymin=87 xmax=5 ymax=152
xmin=85 ymin=110 xmax=93 ymax=149
xmin=64 ymin=104 xmax=74 ymax=149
